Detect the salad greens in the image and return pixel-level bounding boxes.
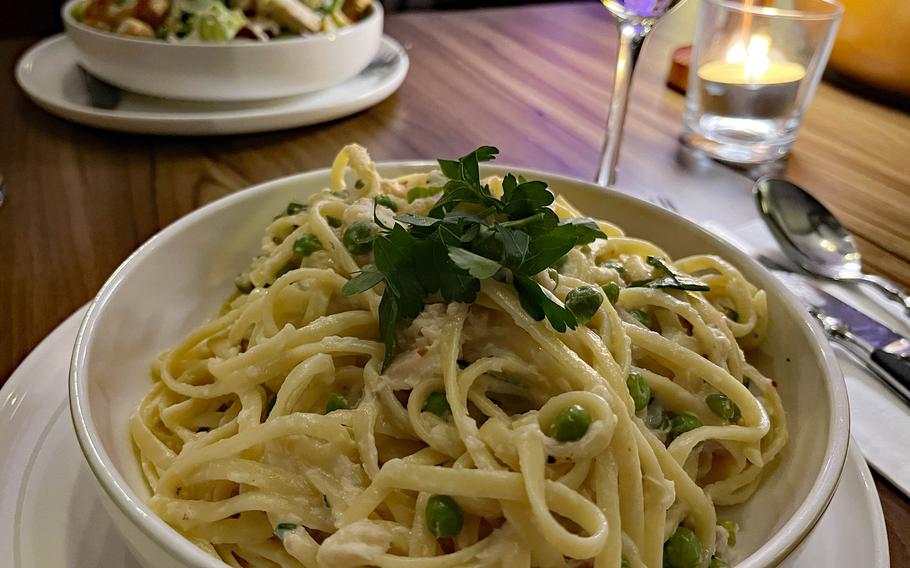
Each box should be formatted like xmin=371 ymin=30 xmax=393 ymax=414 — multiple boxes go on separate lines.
xmin=74 ymin=0 xmax=372 ymax=42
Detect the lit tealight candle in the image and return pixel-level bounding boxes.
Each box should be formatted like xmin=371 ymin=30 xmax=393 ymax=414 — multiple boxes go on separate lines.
xmin=697 ymin=34 xmax=807 ymax=119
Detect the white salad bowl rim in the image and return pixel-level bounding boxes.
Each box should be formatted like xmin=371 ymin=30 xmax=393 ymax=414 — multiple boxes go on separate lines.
xmin=61 ymin=0 xmax=382 ymax=48
xmin=70 ymin=162 xmax=850 ymax=568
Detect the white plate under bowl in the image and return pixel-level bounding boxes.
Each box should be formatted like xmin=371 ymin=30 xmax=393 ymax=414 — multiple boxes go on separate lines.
xmin=14 ymin=34 xmax=408 ymax=135
xmin=69 ymin=164 xmax=850 ymax=567
xmin=0 ymin=308 xmax=887 ymax=567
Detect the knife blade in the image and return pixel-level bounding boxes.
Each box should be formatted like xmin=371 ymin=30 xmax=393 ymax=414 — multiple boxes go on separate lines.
xmin=778 ymin=267 xmax=909 ymax=352
xmin=760 ymin=258 xmax=910 ymax=406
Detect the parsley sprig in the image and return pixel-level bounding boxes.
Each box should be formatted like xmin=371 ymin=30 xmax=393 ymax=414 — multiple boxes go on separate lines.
xmin=342 ymin=146 xmax=608 ymax=368
xmin=629 ymin=256 xmax=710 ymax=291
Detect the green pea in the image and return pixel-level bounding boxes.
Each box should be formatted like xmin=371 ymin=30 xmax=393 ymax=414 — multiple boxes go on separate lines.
xmin=425 ymin=495 xmax=464 ymax=538
xmin=422 ymin=390 xmax=450 ymax=416
xmin=547 ymin=268 xmax=560 ymax=287
xmin=374 ymin=194 xmax=398 ymax=212
xmin=708 ymin=557 xmax=728 ymax=568
xmin=621 ymin=556 xmax=631 ymax=568
xmin=324 ymin=393 xmax=349 ymax=413
xmin=565 ymin=285 xmax=604 ymax=325
xmin=663 ymin=526 xmax=702 ymax=568
xmin=706 ymin=394 xmax=741 ymax=422
xmin=293 ymin=234 xmax=322 ymax=258
xmin=235 ymin=273 xmax=253 ymax=294
xmin=626 ymin=371 xmax=651 ymax=411
xmin=669 ymin=413 xmax=703 ymax=437
xmin=273 ymin=522 xmax=297 ymax=539
xmin=630 ymin=308 xmax=651 ymax=328
xmin=327 ymin=216 xmax=343 ymax=228
xmin=602 ymin=282 xmax=621 ymax=305
xmin=549 ymin=404 xmax=592 ymax=442
xmin=717 ymin=520 xmax=737 ymax=546
xmin=343 ymin=221 xmax=376 ymax=255
xmin=604 ymin=261 xmax=627 ymax=277
xmin=274 ymin=261 xmax=297 ymax=280
xmin=285 ymin=201 xmax=307 ymax=216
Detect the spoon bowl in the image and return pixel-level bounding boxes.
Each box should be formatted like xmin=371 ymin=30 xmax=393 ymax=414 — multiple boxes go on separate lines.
xmin=755 ymin=177 xmax=910 ymax=316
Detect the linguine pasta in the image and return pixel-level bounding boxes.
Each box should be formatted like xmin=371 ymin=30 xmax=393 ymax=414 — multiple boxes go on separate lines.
xmin=131 ymin=144 xmax=787 ymax=568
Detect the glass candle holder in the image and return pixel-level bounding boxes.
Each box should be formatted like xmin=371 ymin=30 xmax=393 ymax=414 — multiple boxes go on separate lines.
xmin=682 ymin=0 xmax=843 ymax=164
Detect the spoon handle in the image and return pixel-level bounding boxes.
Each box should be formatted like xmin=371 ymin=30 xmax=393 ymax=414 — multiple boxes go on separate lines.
xmin=839 ymin=274 xmax=910 ymax=317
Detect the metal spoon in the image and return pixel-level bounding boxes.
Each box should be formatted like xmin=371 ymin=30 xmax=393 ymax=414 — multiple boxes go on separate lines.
xmin=754 ymin=177 xmax=910 ymax=316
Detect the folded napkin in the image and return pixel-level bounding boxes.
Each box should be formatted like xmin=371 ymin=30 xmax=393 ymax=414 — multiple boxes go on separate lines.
xmin=704 ymin=218 xmax=910 ymax=497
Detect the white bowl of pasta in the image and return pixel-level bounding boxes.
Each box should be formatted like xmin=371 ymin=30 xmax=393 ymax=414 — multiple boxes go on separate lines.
xmin=61 ymin=0 xmax=383 ymax=101
xmin=70 ymin=145 xmax=849 ymax=568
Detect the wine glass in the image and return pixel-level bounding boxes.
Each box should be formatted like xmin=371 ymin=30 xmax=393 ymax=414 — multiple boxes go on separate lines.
xmin=597 ymin=0 xmax=687 ymax=186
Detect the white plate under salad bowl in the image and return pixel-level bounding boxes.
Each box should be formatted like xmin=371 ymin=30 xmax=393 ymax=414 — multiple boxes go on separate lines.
xmin=66 ymin=162 xmax=854 ymax=567
xmin=14 ymin=33 xmax=408 ymax=136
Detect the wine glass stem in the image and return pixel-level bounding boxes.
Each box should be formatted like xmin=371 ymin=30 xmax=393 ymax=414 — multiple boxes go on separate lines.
xmin=596 ymin=22 xmax=647 ymax=187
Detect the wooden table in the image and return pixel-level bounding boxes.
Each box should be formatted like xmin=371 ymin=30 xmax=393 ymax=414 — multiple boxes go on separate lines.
xmin=1 ymin=1 xmax=908 ymax=564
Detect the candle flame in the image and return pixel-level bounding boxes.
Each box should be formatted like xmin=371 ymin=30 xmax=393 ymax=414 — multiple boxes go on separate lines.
xmin=726 ymin=34 xmax=771 ymax=80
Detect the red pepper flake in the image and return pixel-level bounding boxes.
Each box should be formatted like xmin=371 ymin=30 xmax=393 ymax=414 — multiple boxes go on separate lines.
xmin=679 ymin=316 xmax=693 ymax=335
xmin=771 ymin=379 xmax=779 ymax=388
xmin=417 ymin=346 xmax=428 ymax=357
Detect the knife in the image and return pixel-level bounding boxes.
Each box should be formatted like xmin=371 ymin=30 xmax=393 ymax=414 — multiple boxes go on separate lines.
xmin=760 ymin=257 xmax=910 ymax=406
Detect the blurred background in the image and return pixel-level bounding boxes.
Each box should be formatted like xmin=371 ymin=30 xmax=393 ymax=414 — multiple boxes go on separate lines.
xmin=4 ymin=0 xmax=908 ymax=102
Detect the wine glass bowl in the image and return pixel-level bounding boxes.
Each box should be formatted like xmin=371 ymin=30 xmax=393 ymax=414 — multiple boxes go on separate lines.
xmin=596 ymin=0 xmax=687 ymax=187
xmin=602 ymin=0 xmax=685 ymax=22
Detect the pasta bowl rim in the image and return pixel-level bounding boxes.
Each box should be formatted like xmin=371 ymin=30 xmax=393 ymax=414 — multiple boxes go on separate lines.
xmin=69 ymin=162 xmax=850 ymax=568
xmin=61 ymin=0 xmax=382 ymax=49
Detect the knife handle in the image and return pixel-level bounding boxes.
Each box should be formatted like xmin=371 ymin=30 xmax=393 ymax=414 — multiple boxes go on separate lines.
xmin=871 ymin=349 xmax=910 ymax=392
xmin=830 ymin=332 xmax=910 ymax=407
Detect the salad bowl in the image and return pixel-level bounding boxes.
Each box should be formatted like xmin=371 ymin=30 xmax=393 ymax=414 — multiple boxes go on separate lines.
xmin=62 ymin=0 xmax=383 ymax=101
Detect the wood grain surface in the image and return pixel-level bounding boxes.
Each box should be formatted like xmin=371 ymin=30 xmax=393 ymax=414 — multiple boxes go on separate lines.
xmin=1 ymin=1 xmax=908 ymax=564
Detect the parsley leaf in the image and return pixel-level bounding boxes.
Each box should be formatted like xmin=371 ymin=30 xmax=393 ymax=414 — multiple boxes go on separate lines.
xmin=629 ymin=256 xmax=710 ymax=292
xmin=406 ymin=186 xmax=442 ymax=203
xmin=342 ymin=265 xmax=385 ymax=295
xmin=498 ymin=225 xmax=531 ymax=268
xmin=503 ymin=180 xmax=553 ymax=220
xmin=448 ymin=247 xmax=502 ymax=279
xmin=558 ymin=218 xmax=608 ymax=245
xmin=395 ymin=213 xmax=440 ymax=227
xmin=514 ymin=275 xmax=577 ymax=332
xmin=518 ymin=224 xmax=578 ymax=276
xmin=378 ymin=293 xmax=399 ymax=369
